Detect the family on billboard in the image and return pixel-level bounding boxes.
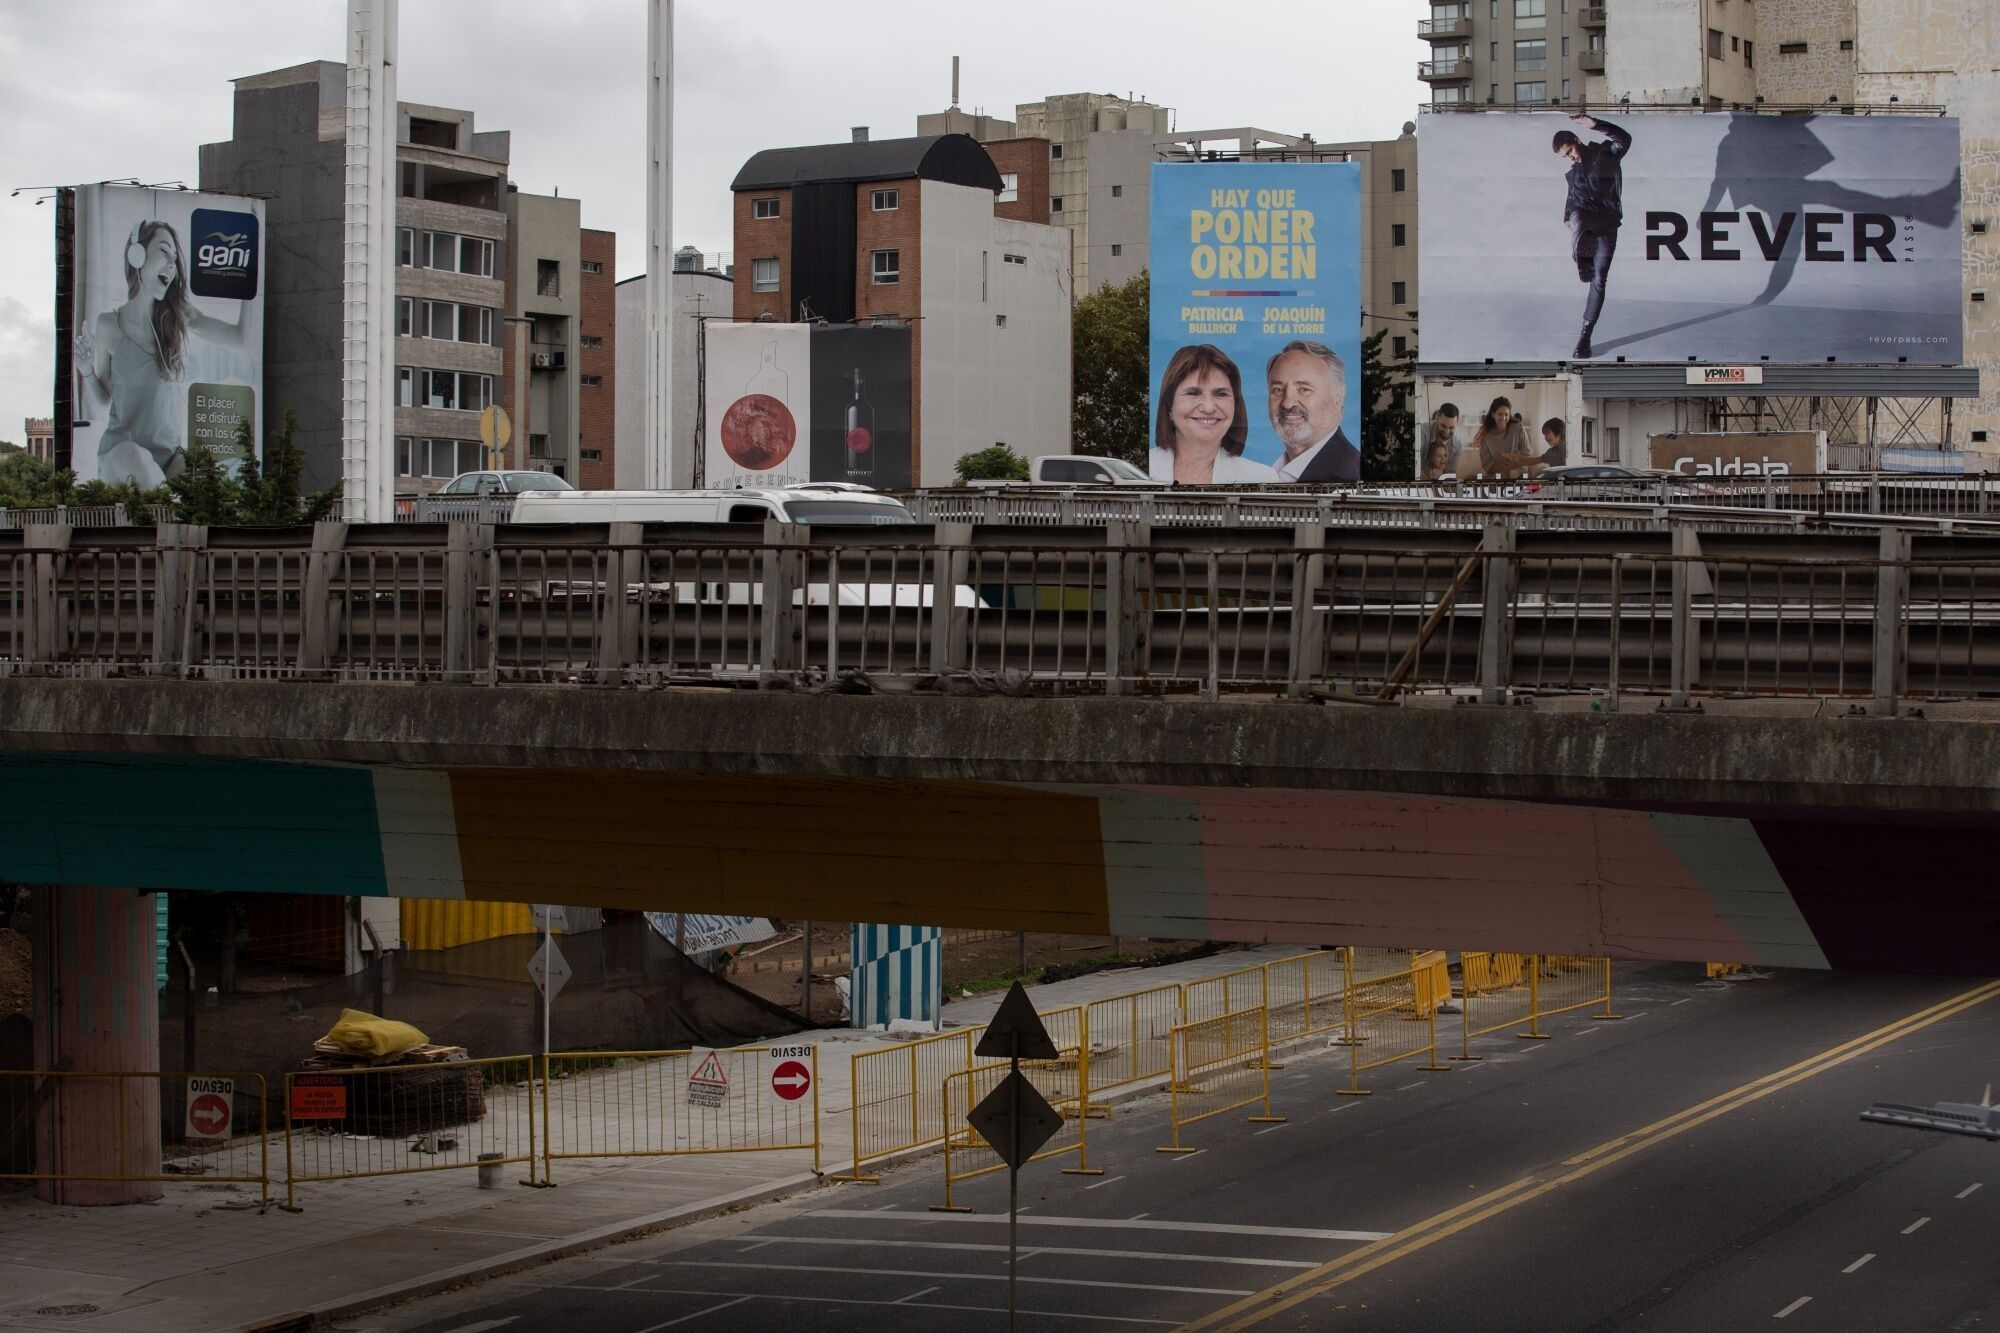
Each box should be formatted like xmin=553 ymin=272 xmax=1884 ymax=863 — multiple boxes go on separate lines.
xmin=1148 ymin=161 xmax=1363 ymax=484
xmin=1420 ymin=399 xmax=1567 ymax=481
xmin=1419 ymin=111 xmax=1963 ymax=365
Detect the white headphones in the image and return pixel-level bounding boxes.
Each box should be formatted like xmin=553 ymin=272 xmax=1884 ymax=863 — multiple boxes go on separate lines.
xmin=126 ymin=221 xmax=146 ymax=270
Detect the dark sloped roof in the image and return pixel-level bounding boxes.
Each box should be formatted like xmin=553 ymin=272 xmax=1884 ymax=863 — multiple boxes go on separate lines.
xmin=731 ymin=133 xmax=1003 ymax=193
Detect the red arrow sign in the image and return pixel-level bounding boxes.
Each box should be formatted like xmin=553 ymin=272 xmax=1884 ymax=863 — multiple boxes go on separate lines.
xmin=188 ymin=1092 xmax=231 ymax=1138
xmin=770 ymin=1059 xmax=811 ymax=1102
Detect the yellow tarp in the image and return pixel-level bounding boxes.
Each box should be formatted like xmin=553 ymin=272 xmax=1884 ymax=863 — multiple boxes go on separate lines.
xmin=323 ymin=1008 xmax=428 ymax=1058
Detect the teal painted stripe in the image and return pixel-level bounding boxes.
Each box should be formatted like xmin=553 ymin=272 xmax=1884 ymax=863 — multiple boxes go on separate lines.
xmin=0 ymin=752 xmax=390 ymax=895
xmin=1646 ymin=812 xmax=1831 ymax=969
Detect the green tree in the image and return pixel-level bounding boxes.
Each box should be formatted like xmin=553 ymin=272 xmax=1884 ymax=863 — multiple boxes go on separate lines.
xmin=1359 ymin=321 xmax=1417 ymax=483
xmin=952 ymin=443 xmax=1031 ymax=484
xmin=237 ymin=410 xmax=337 ymax=526
xmin=0 ymin=451 xmax=73 ymax=509
xmin=166 ymin=443 xmax=243 ymax=525
xmin=1072 ymin=269 xmax=1151 ymax=465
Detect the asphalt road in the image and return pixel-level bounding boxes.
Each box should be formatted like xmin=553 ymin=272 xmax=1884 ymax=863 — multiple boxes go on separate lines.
xmin=351 ymin=964 xmax=2000 ymax=1333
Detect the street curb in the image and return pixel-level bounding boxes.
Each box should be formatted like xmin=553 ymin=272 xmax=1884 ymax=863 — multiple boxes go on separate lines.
xmin=306 ymin=1071 xmax=1190 ymax=1329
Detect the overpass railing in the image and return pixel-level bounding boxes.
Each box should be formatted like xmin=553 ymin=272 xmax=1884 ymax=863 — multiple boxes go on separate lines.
xmin=5 ymin=521 xmax=1998 ymax=713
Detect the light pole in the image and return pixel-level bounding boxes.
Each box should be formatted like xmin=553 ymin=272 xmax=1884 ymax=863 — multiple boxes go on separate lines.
xmin=645 ymin=1 xmax=676 ymax=489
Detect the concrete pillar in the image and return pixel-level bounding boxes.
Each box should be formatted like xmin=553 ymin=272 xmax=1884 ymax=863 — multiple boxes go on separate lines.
xmin=30 ymin=886 xmax=162 ymax=1204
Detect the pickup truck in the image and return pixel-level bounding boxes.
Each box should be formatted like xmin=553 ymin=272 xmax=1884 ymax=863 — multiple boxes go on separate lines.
xmin=968 ymin=454 xmax=1154 ymax=487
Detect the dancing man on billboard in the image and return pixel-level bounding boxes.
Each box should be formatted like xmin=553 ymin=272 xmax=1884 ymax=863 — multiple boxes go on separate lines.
xmin=1551 ymin=113 xmax=1632 ymax=360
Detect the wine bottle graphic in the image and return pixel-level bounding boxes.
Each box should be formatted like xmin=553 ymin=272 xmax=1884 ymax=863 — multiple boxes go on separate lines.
xmin=718 ymin=340 xmax=797 ymax=473
xmin=844 ymin=367 xmax=874 ymax=481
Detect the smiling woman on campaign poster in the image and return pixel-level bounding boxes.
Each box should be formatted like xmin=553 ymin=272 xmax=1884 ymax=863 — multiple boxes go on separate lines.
xmin=1148 ymin=162 xmax=1362 ymax=484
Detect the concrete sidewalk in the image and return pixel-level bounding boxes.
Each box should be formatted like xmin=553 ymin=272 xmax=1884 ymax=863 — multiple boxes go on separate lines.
xmin=0 ymin=944 xmax=1302 ymax=1332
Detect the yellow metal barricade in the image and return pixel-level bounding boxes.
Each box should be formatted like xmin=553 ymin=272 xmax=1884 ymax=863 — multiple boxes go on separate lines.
xmin=282 ymin=1055 xmax=538 ymax=1210
xmin=541 ymin=1045 xmax=820 ymax=1183
xmin=1706 ymin=961 xmax=1743 ymax=979
xmin=0 ymin=1070 xmax=270 ymax=1209
xmin=1300 ymin=950 xmax=1349 ymax=1039
xmin=1158 ymin=1007 xmax=1284 ymax=1153
xmin=1082 ymin=983 xmax=1184 ymax=1104
xmin=1338 ymin=961 xmax=1448 ymax=1095
xmin=1409 ymin=950 xmax=1452 ymax=1019
xmin=1184 ymin=962 xmax=1268 ymax=1026
xmin=1456 ymin=951 xmax=1535 ymax=1059
xmin=1517 ymin=955 xmax=1621 ymax=1038
xmin=1347 ymin=947 xmax=1412 ymax=984
xmin=835 ymin=1005 xmax=1082 ymax=1183
xmin=933 ymin=1057 xmax=1099 ymax=1211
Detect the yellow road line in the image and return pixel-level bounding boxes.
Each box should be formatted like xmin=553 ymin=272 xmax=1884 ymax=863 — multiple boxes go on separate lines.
xmin=1182 ymin=978 xmax=2000 ymax=1332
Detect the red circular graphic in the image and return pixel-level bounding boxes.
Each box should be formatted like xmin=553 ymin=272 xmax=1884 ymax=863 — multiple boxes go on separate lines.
xmin=770 ymin=1059 xmax=812 ymax=1102
xmin=719 ymin=394 xmax=797 ymax=470
xmin=844 ymin=427 xmax=873 ymax=454
xmin=188 ymin=1092 xmax=232 ymax=1137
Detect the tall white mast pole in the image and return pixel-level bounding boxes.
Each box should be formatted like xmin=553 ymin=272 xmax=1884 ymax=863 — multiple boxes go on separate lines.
xmin=342 ymin=0 xmax=399 ymax=520
xmin=645 ymin=1 xmax=676 ymax=489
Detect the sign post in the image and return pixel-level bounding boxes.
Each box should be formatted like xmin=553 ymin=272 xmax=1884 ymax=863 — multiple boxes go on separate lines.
xmin=967 ymin=981 xmax=1062 ymax=1332
xmin=527 ymin=917 xmax=570 ymax=1073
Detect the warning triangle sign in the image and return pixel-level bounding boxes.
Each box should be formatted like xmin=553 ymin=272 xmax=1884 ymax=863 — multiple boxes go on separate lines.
xmin=690 ymin=1050 xmax=729 ymax=1087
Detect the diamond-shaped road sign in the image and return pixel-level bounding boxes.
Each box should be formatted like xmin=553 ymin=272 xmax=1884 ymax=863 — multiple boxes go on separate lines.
xmin=968 ymin=1070 xmax=1064 ymax=1171
xmin=528 ymin=937 xmax=572 ymax=1002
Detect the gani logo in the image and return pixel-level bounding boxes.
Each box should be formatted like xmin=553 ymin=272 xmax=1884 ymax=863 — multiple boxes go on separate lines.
xmin=188 ymin=207 xmax=259 ymax=300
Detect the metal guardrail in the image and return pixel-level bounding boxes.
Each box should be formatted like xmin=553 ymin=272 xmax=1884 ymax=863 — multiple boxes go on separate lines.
xmin=6 ymin=521 xmax=2000 ymax=713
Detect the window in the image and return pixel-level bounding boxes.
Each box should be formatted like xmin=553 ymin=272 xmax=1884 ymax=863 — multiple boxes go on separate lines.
xmin=580 ymin=375 xmax=603 ymax=387
xmin=397 ymin=366 xmax=413 ymax=407
xmin=1392 ymin=280 xmax=1407 ymax=304
xmin=752 ymin=258 xmax=779 ymax=292
xmin=1562 ymin=78 xmax=1571 ymax=98
xmin=426 ymin=299 xmax=456 ymax=340
xmin=998 ymin=173 xmax=1019 ymax=203
xmin=870 ymin=314 xmax=901 ymax=327
xmin=1708 ymin=27 xmax=1723 ymax=59
xmin=1050 ymin=143 xmax=1063 ymax=160
xmin=1491 ymin=40 xmax=1499 ymax=60
xmin=1515 ymin=38 xmax=1546 ymax=70
xmin=1110 ymin=243 xmax=1123 ymax=257
xmin=406 ymin=370 xmax=493 ymax=413
xmin=1514 ymin=0 xmax=1544 ymax=23
xmin=753 ymin=197 xmax=780 ymax=220
xmin=1392 ymin=224 xmax=1407 ymax=247
xmin=871 ymin=248 xmax=900 ymax=285
xmin=581 ymin=259 xmax=602 ymax=274
xmin=1111 ymin=184 xmax=1123 ymax=198
xmin=1731 ymin=35 xmax=1740 ymax=52
xmin=580 ymin=448 xmax=602 ymax=462
xmin=536 ymin=259 xmax=560 ymax=297
xmin=1392 ymin=168 xmax=1406 ymax=192
xmin=1561 ymin=35 xmax=1569 ymax=56
xmin=1745 ymin=40 xmax=1754 ymax=66
xmin=1052 ymin=197 xmax=1064 ymax=213
xmin=397 ymin=296 xmax=413 ymax=337
xmin=1489 ymin=0 xmax=1497 ymax=15
xmin=580 ymin=334 xmax=603 ymax=349
xmin=1002 ymin=252 xmax=1026 ymax=265
xmin=1515 ymin=80 xmax=1548 ymax=103
xmin=1393 ymin=335 xmax=1408 ymax=355
xmin=995 ymin=314 xmax=1007 ymax=328
xmin=1839 ymin=38 xmax=1854 ymax=51
xmin=459 ymin=236 xmax=491 ymax=276
xmin=871 ymin=188 xmax=899 ymax=211
xmin=1433 ymin=86 xmax=1470 ymax=104
xmin=1779 ymin=41 xmax=1808 ymax=54
xmin=397 ymin=228 xmax=413 ymax=267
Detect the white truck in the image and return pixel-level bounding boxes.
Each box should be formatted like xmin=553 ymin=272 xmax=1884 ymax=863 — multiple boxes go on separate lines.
xmin=967 ymin=454 xmax=1154 ymax=487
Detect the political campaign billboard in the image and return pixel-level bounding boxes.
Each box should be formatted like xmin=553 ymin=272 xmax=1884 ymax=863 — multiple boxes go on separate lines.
xmin=1420 ymin=112 xmax=1963 ymax=365
xmin=62 ymin=183 xmax=267 ymax=484
xmin=1148 ymin=162 xmax=1363 ymax=484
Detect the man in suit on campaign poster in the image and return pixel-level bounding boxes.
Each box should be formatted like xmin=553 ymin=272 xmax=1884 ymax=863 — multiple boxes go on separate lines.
xmin=1268 ymin=340 xmax=1359 ymax=483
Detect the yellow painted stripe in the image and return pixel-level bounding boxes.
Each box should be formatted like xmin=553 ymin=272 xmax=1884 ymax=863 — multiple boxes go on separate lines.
xmin=1183 ymin=977 xmax=2000 ymax=1331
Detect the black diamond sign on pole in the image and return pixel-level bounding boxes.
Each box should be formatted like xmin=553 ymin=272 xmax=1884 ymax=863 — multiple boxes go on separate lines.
xmin=968 ymin=1070 xmax=1063 ymax=1169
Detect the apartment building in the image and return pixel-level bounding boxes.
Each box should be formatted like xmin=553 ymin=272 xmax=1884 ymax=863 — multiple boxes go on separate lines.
xmin=731 ymin=131 xmax=1071 ymax=482
xmin=1419 ymin=0 xmax=1604 ymax=110
xmin=201 ymin=62 xmax=613 ymax=492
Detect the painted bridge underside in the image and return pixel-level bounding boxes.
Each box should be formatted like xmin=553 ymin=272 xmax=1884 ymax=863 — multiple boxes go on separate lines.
xmin=2 ymin=680 xmax=1997 ymax=975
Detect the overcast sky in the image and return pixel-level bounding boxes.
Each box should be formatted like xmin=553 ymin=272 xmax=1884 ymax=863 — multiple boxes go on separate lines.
xmin=0 ymin=1 xmax=1423 ymax=443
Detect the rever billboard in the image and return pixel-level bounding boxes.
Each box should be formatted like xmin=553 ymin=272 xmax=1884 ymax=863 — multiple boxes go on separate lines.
xmin=1419 ymin=112 xmax=1963 ymax=365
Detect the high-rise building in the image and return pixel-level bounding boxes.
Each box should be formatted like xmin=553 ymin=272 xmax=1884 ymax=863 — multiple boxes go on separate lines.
xmin=1419 ymin=0 xmax=1606 ymax=111
xmin=201 ymin=62 xmax=614 ymax=492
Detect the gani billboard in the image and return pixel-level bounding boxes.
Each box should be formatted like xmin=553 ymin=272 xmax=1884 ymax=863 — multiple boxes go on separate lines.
xmin=1419 ymin=112 xmax=1963 ymax=365
xmin=62 ymin=184 xmax=266 ymax=485
xmin=1149 ymin=162 xmax=1363 ymax=483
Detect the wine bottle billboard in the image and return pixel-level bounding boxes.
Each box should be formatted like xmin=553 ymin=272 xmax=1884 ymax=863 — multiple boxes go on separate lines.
xmin=809 ymin=325 xmax=912 ymax=490
xmin=61 ymin=183 xmax=267 ymax=485
xmin=704 ymin=323 xmax=811 ymax=489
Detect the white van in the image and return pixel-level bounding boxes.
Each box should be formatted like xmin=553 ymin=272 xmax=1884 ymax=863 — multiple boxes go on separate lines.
xmin=509 ymin=488 xmax=916 ymax=527
xmin=509 ymin=487 xmax=970 ymax=608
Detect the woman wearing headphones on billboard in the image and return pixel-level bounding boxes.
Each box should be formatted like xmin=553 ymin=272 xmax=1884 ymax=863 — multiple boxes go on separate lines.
xmin=73 ymin=218 xmax=248 ymax=488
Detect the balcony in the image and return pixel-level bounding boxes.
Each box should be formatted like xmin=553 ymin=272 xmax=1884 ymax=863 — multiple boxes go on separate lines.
xmin=1419 ymin=58 xmax=1472 ymax=82
xmin=1580 ymin=5 xmax=1606 ymax=25
xmin=1419 ymin=16 xmax=1471 ymax=40
xmin=1579 ymin=48 xmax=1606 ymax=72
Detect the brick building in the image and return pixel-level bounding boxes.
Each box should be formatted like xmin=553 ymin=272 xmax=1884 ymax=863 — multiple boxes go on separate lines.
xmin=731 ymin=131 xmax=1072 ymax=482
